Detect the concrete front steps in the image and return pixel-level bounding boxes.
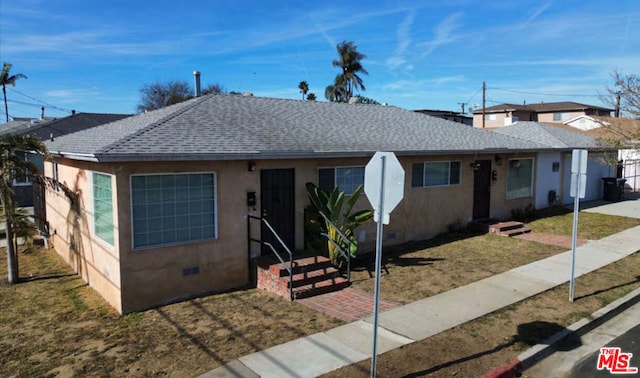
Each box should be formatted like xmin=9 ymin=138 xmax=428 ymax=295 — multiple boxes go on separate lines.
xmin=471 ymin=220 xmax=532 ymax=237
xmin=255 ymin=255 xmax=349 ymax=300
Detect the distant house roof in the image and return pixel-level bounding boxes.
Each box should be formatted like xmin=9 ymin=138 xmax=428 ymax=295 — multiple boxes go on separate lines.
xmin=1 ymin=112 xmax=132 ymax=140
xmin=473 ymin=101 xmax=613 ymax=114
xmin=491 ymin=122 xmax=602 ymax=149
xmin=46 ymin=94 xmax=561 ymax=163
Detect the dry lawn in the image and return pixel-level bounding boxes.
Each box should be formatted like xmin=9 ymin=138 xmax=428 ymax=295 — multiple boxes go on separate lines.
xmin=0 ymin=247 xmax=343 ymax=377
xmin=1 ymin=210 xmax=639 ymax=377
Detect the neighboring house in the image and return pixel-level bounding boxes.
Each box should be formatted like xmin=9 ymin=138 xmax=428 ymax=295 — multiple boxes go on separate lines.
xmin=493 ymin=122 xmax=616 ymax=207
xmin=414 ymin=109 xmax=472 ymax=126
xmin=0 ymin=112 xmax=131 ymax=232
xmin=473 ymin=101 xmax=613 ymax=129
xmin=584 ymin=118 xmax=640 ymax=192
xmin=44 ymin=94 xmax=606 ymax=314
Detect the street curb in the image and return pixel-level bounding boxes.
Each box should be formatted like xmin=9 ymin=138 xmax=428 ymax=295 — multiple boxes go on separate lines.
xmin=483 ymin=287 xmax=640 ymax=377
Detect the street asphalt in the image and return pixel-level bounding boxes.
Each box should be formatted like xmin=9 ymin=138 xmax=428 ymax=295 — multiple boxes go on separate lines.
xmin=200 ymin=193 xmax=640 ymax=378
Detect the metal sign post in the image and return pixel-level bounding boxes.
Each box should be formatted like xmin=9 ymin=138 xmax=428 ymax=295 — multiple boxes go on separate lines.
xmin=569 ymin=149 xmax=588 ymax=302
xmin=364 ymin=152 xmax=404 ymax=377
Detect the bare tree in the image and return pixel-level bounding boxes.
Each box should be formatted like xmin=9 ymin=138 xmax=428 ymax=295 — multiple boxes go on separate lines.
xmin=136 ymin=81 xmax=193 ymax=113
xmin=598 ymin=72 xmax=640 ymax=148
xmin=602 ymin=71 xmax=640 ymax=119
xmin=202 ymin=83 xmax=226 ymax=95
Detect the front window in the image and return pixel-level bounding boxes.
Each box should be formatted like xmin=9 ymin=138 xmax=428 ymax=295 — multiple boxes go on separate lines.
xmin=131 ymin=173 xmax=217 ymax=249
xmin=12 ymin=152 xmax=41 ymax=186
xmin=412 ymin=161 xmax=461 ymax=187
xmin=92 ymin=172 xmax=114 ymax=246
xmin=553 ymin=112 xmax=570 ymax=121
xmin=506 ymin=158 xmax=534 ymax=199
xmin=318 ymin=166 xmax=365 ymax=195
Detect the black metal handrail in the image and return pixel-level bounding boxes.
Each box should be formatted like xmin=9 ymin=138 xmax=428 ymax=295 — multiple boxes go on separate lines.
xmin=247 ymin=214 xmax=294 ymax=301
xmin=316 ymin=211 xmax=353 ymax=284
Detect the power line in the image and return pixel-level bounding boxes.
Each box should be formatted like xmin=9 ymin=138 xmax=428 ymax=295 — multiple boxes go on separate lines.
xmin=8 ymin=88 xmax=73 ymax=113
xmin=464 ymin=86 xmax=482 ymax=106
xmin=7 ymin=99 xmax=49 ymax=108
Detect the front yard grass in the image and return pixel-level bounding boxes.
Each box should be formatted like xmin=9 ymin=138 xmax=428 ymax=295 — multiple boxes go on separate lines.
xmin=1 ymin=209 xmax=639 ymax=377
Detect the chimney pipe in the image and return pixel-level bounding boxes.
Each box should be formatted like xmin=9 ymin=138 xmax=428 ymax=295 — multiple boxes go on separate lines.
xmin=40 ymin=106 xmax=45 ymax=119
xmin=193 ymin=71 xmax=201 ymax=97
xmin=71 ymin=109 xmax=76 ymax=116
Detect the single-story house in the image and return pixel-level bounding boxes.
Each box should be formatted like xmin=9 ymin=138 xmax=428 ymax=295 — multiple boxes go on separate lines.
xmin=42 ymin=94 xmax=611 ymax=314
xmin=492 ymin=122 xmax=616 ymax=207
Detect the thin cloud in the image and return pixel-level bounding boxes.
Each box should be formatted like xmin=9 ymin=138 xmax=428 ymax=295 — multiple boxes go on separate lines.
xmin=383 ymin=75 xmax=465 ymax=91
xmin=518 ymin=2 xmax=553 ymax=30
xmin=417 ymin=12 xmax=464 ymax=59
xmin=386 ymin=11 xmax=415 ymax=71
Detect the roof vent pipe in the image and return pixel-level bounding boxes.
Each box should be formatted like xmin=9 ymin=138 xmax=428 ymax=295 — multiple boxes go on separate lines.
xmin=193 ymin=71 xmax=201 ymax=97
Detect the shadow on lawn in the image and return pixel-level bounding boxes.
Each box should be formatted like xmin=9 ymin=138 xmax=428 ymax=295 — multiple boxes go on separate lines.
xmin=351 ymin=230 xmax=482 ymax=278
xmin=574 ymin=275 xmax=640 ymax=301
xmin=402 ymin=321 xmax=581 ymax=378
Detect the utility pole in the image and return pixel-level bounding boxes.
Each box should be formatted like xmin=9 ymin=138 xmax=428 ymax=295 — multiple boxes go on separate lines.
xmin=615 ymin=91 xmax=621 ymax=117
xmin=458 ymin=102 xmax=466 ymax=114
xmin=482 ymin=81 xmax=486 ymax=129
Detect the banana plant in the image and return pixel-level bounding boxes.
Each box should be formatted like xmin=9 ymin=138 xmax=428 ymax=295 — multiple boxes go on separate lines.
xmin=306 ymin=183 xmax=373 ymax=266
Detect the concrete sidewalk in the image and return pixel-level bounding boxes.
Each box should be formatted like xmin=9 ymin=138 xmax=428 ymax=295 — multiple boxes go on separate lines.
xmin=201 ymin=197 xmax=640 ymax=378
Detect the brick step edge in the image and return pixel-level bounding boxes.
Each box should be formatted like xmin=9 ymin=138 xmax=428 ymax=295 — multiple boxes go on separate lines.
xmin=270 ymin=257 xmax=335 ymax=277
xmin=489 ymin=221 xmax=525 ymax=233
xmin=289 ymin=267 xmax=341 ymax=288
xmin=500 ymin=227 xmax=532 ymax=237
xmin=292 ymin=277 xmax=349 ymax=299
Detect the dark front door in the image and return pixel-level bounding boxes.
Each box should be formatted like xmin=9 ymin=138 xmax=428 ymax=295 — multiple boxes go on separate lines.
xmin=473 ymin=160 xmax=492 ymax=220
xmin=260 ymin=168 xmax=295 ymax=254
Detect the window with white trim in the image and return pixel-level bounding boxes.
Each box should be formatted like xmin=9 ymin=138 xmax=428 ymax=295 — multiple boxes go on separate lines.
xmin=412 ymin=161 xmax=461 ymax=187
xmin=506 ymin=158 xmax=534 ymax=199
xmin=92 ymin=172 xmax=114 ymax=246
xmin=318 ymin=166 xmax=365 ymax=195
xmin=131 ymin=173 xmax=216 ymax=249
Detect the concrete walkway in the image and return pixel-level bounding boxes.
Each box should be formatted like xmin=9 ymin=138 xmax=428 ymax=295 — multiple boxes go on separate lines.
xmin=201 ymin=198 xmax=640 ymax=378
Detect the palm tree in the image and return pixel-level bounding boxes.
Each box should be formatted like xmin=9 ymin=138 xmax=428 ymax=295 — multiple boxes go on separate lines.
xmin=298 ymin=81 xmax=309 ymax=100
xmin=1 ymin=63 xmax=27 ymax=123
xmin=0 ymin=133 xmax=48 ymax=283
xmin=324 ymin=74 xmax=348 ymax=103
xmin=331 ymin=41 xmax=368 ymax=100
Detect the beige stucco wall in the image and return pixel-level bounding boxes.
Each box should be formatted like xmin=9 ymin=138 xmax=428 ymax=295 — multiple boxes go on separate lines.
xmin=537 ymin=111 xmax=585 ymax=123
xmin=45 ymin=159 xmax=123 ymax=312
xmin=45 ymin=153 xmax=536 ymax=314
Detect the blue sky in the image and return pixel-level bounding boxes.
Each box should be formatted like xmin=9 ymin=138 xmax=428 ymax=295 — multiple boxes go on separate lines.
xmin=1 ymin=0 xmax=639 ymax=119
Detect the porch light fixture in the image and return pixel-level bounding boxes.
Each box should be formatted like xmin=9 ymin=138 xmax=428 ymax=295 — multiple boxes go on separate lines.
xmin=494 ymin=155 xmax=502 ymax=165
xmin=248 ymin=162 xmax=256 ymax=171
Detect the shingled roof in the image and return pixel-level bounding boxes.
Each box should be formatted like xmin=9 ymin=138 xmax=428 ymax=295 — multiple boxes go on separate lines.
xmin=2 ymin=112 xmax=132 ymax=140
xmin=491 ymin=122 xmax=602 ymax=149
xmin=474 ymin=101 xmax=613 ymax=114
xmin=46 ymin=94 xmax=554 ymax=162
